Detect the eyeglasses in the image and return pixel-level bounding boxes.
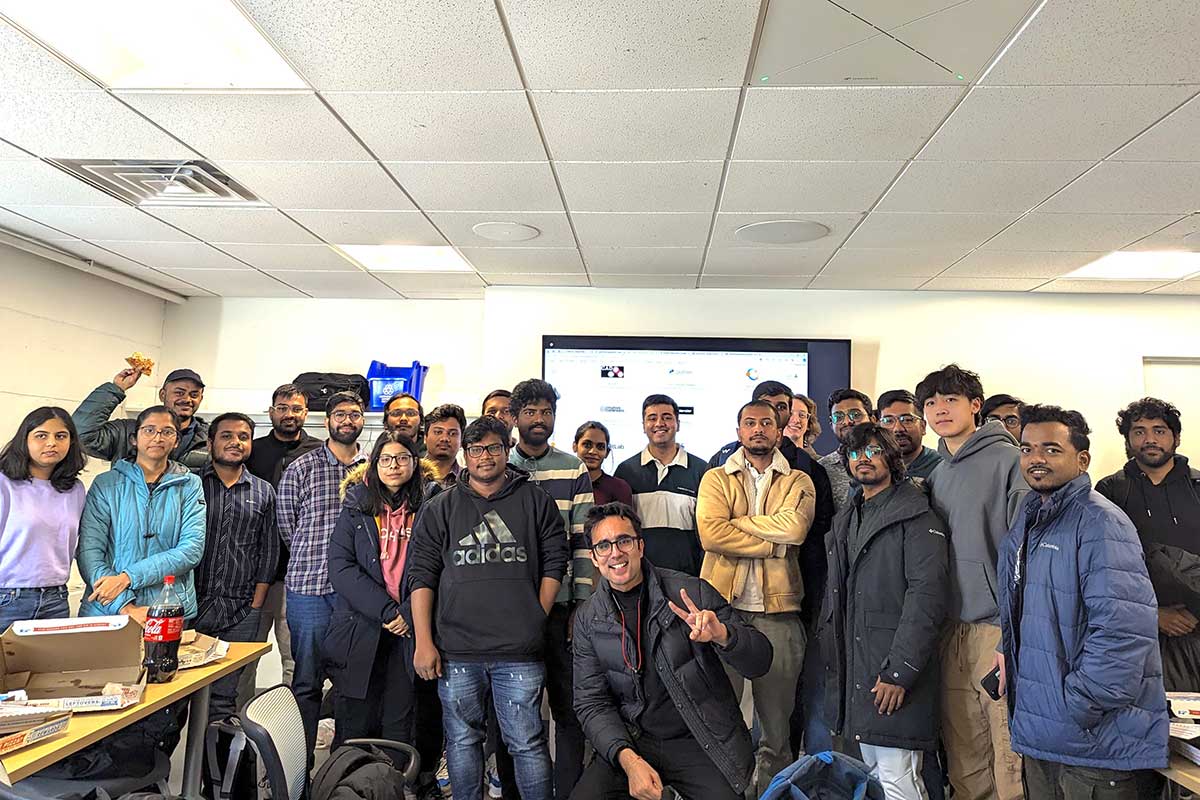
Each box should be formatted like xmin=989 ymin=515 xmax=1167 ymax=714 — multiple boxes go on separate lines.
xmin=138 ymin=425 xmax=178 ymax=440
xmin=577 ymin=440 xmax=608 ymax=452
xmin=378 ymin=454 xmax=414 ymax=468
xmin=987 ymin=414 xmax=1021 ymax=430
xmin=847 ymin=445 xmax=884 ymax=461
xmin=831 ymin=409 xmax=868 ymax=425
xmin=591 ymin=535 xmax=641 ymax=557
xmin=465 ymin=443 xmax=507 ymax=458
xmin=272 ymin=404 xmax=306 ymax=415
xmin=792 ymin=411 xmax=810 ymax=421
xmin=879 ymin=414 xmax=922 ymax=427
xmin=386 ymin=408 xmax=421 ymax=419
xmin=330 ymin=411 xmax=364 ymax=423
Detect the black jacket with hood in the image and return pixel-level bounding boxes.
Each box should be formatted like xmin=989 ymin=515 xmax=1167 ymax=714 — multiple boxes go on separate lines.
xmin=821 ymin=479 xmax=949 ymax=751
xmin=406 ymin=468 xmax=568 ymax=661
xmin=572 ymin=561 xmax=772 ymax=796
xmin=1096 ymin=455 xmax=1200 ymax=555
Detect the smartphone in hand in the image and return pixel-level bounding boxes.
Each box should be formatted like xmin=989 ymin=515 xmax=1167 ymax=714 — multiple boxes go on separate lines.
xmin=981 ymin=664 xmax=1002 ymax=701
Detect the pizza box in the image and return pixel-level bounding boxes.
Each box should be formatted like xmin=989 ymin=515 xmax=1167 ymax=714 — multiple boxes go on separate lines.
xmin=0 ymin=711 xmax=71 ymax=756
xmin=0 ymin=616 xmax=146 ymax=712
xmin=1169 ymin=692 xmax=1200 ymax=719
xmin=178 ymin=631 xmax=229 ymax=670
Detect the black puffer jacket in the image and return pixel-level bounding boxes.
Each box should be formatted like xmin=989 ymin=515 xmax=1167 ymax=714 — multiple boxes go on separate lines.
xmin=572 ymin=561 xmax=772 ymax=796
xmin=821 ymin=479 xmax=948 ymax=751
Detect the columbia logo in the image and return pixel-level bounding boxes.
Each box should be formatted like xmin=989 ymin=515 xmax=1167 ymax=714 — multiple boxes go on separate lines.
xmin=1039 ymin=542 xmax=1060 ymax=551
xmin=454 ymin=511 xmax=526 ymax=566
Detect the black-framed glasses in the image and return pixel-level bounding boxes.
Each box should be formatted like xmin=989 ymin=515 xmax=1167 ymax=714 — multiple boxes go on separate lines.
xmin=847 ymin=445 xmax=883 ymax=461
xmin=879 ymin=413 xmax=922 ymax=427
xmin=591 ymin=535 xmax=641 ymax=557
xmin=138 ymin=425 xmax=178 ymax=440
xmin=465 ymin=443 xmax=507 ymax=458
xmin=378 ymin=454 xmax=414 ymax=468
xmin=987 ymin=414 xmax=1021 ymax=429
xmin=331 ymin=411 xmax=364 ymax=423
xmin=831 ymin=409 xmax=868 ymax=425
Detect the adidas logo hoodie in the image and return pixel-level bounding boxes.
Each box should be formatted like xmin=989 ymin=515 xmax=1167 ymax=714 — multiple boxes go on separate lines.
xmin=407 ymin=468 xmax=569 ymax=661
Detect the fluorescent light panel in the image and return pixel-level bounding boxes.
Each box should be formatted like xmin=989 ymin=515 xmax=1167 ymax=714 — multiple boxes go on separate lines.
xmin=339 ymin=245 xmax=474 ymax=273
xmin=1063 ymin=251 xmax=1200 ymax=281
xmin=0 ymin=0 xmax=307 ymax=89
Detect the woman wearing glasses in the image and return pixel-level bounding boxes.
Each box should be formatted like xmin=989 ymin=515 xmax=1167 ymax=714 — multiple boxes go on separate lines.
xmin=325 ymin=431 xmax=436 ymax=785
xmin=0 ymin=407 xmax=88 ymax=632
xmin=573 ymin=421 xmax=633 ymax=507
xmin=77 ymin=405 xmax=206 ymax=623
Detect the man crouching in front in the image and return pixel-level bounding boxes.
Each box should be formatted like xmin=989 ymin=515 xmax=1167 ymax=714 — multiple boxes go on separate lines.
xmin=570 ymin=502 xmax=773 ymax=800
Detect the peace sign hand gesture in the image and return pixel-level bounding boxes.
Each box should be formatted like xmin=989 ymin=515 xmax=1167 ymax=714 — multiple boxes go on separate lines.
xmin=668 ymin=587 xmax=729 ymax=647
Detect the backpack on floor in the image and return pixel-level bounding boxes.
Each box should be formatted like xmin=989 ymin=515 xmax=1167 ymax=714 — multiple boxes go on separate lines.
xmin=758 ymin=751 xmax=886 ymax=800
xmin=292 ymin=372 xmax=370 ymax=414
xmin=309 ymin=745 xmax=406 ymax=800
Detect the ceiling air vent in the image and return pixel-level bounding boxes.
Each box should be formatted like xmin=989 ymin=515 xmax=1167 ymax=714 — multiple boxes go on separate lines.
xmin=46 ymin=159 xmax=267 ymax=208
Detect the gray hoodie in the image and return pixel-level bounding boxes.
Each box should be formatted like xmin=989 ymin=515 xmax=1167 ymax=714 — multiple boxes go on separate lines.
xmin=926 ymin=420 xmax=1029 ymax=625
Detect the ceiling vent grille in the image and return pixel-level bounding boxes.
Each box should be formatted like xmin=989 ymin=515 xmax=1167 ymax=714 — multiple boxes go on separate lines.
xmin=46 ymin=159 xmax=267 ymax=208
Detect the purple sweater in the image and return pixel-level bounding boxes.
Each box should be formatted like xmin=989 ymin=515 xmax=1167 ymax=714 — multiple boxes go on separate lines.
xmin=0 ymin=473 xmax=85 ymax=587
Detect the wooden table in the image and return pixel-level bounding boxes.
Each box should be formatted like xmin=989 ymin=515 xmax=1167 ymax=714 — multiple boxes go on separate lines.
xmin=1 ymin=641 xmax=271 ymax=798
xmin=1159 ymin=753 xmax=1200 ymax=794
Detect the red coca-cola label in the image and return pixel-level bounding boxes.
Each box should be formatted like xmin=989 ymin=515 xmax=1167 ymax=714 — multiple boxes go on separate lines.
xmin=143 ymin=615 xmax=183 ymax=643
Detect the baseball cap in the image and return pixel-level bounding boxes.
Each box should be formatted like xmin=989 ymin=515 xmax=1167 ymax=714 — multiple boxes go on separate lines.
xmin=163 ymin=368 xmax=205 ymax=388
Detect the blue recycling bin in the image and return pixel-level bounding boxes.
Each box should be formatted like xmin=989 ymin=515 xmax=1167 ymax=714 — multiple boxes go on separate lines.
xmin=366 ymin=360 xmax=428 ymax=411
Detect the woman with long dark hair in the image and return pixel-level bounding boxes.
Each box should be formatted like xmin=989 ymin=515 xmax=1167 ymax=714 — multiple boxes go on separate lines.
xmin=325 ymin=431 xmax=432 ymax=778
xmin=0 ymin=407 xmax=87 ymax=631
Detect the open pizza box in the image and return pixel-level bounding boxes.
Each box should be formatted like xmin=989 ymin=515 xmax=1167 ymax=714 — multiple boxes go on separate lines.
xmin=0 ymin=616 xmax=146 ymax=712
xmin=179 ymin=630 xmax=229 ymax=670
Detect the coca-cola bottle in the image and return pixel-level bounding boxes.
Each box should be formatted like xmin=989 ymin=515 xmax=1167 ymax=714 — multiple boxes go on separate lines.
xmin=142 ymin=575 xmax=184 ymax=683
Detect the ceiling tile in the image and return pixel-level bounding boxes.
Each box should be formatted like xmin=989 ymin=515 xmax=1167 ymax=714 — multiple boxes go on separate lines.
xmin=774 ymin=31 xmax=951 ymax=87
xmin=572 ymin=213 xmax=711 ymax=248
xmin=584 ymin=247 xmax=704 ymax=274
xmin=0 ymin=160 xmax=126 ymax=206
xmin=941 ymin=250 xmax=1103 ymax=279
xmin=699 ymin=275 xmax=813 ymax=289
xmin=1039 ymin=162 xmax=1200 ymax=215
xmin=534 ymin=90 xmax=739 ymax=160
xmin=982 ymin=213 xmax=1181 ymax=252
xmin=326 ymin=92 xmax=545 ymax=161
xmin=59 ymin=241 xmax=213 ymax=295
xmin=735 ymin=87 xmax=963 ymax=160
xmin=92 ymin=241 xmax=251 ymax=270
xmin=844 ymin=212 xmax=1018 ymax=250
xmin=485 ymin=273 xmax=591 ymax=287
xmin=162 ymin=268 xmax=307 ymax=297
xmin=403 ymin=290 xmax=486 ymax=300
xmin=5 ymin=206 xmax=195 ymax=241
xmin=589 ymin=274 xmax=698 ymax=289
xmin=703 ymin=248 xmax=832 ymax=275
xmin=118 ymin=92 xmax=370 ymax=162
xmin=459 ymin=247 xmax=585 ymax=274
xmin=711 ymin=212 xmax=864 ymax=248
xmin=888 ymin=0 xmax=1039 ymax=82
xmin=430 ymin=211 xmax=574 ymax=247
xmin=1033 ymin=279 xmax=1170 ymax=295
xmin=376 ymin=272 xmax=487 ymax=292
xmin=1124 ymin=214 xmax=1200 ymax=251
xmin=386 ymin=162 xmax=562 ymax=212
xmin=983 ymin=0 xmax=1200 ymax=86
xmin=0 ymin=207 xmax=78 ymax=241
xmin=214 ymin=243 xmax=360 ymax=271
xmin=821 ymin=248 xmax=968 ymax=277
xmin=0 ymin=139 xmax=31 ymax=159
xmin=839 ymin=1 xmax=967 ymax=32
xmin=1149 ymin=279 xmax=1200 ymax=295
xmin=920 ymin=86 xmax=1195 ymax=161
xmin=808 ymin=274 xmax=925 ymax=290
xmin=221 ymin=161 xmax=415 ymax=211
xmin=0 ymin=91 xmax=197 ymax=159
xmin=878 ymin=161 xmax=1090 ymax=213
xmin=149 ymin=208 xmax=319 ymax=245
xmin=265 ymin=270 xmax=400 ymax=298
xmin=0 ymin=20 xmax=99 ymax=90
xmin=556 ymin=161 xmax=722 ymax=213
xmin=1114 ymin=96 xmax=1200 ymax=162
xmin=752 ymin=1 xmax=876 ymax=82
xmin=286 ymin=210 xmax=443 ymax=246
xmin=239 ymin=0 xmax=521 ymax=90
xmin=920 ymin=276 xmax=1044 ymax=292
xmin=721 ymin=161 xmax=902 ymax=213
xmin=504 ymin=0 xmax=758 ymax=89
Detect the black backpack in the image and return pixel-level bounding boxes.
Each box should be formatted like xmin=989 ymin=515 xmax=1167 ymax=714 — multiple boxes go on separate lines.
xmin=292 ymin=372 xmax=370 ymax=413
xmin=309 ymin=744 xmax=411 ymax=800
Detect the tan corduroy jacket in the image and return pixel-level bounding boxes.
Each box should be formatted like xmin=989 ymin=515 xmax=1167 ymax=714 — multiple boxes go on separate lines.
xmin=697 ymin=447 xmax=815 ymax=613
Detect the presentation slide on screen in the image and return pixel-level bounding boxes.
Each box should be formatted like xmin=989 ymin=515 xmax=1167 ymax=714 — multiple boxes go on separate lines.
xmin=543 ymin=343 xmax=809 ymax=465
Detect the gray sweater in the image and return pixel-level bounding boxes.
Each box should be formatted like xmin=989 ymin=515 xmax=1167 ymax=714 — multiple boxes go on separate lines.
xmin=926 ymin=421 xmax=1029 ymax=625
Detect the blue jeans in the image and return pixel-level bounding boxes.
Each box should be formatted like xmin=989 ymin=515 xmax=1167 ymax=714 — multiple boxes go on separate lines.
xmin=439 ymin=661 xmax=551 ymax=800
xmin=0 ymin=586 xmax=69 ymax=633
xmin=286 ymin=591 xmax=336 ymax=758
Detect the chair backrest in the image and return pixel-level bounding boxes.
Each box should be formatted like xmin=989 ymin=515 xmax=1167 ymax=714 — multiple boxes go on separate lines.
xmin=237 ymin=684 xmax=308 ymax=800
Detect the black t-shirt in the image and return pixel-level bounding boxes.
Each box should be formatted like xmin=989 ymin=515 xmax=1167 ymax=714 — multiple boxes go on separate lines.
xmin=246 ymin=432 xmax=308 ymax=487
xmin=612 ymin=585 xmax=690 ymax=741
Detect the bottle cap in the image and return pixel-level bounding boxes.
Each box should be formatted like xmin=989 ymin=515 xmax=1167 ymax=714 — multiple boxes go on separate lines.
xmin=164 ymin=575 xmax=175 ymax=585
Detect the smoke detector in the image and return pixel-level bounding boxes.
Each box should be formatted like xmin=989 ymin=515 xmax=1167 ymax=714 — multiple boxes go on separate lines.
xmin=734 ymin=219 xmax=830 ymax=245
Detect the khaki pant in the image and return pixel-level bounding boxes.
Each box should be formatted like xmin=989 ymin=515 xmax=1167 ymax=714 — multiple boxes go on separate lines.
xmin=941 ymin=622 xmax=1023 ymax=800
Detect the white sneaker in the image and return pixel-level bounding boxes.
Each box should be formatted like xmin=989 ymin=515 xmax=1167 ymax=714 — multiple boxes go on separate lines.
xmin=315 ymin=718 xmax=336 ymax=750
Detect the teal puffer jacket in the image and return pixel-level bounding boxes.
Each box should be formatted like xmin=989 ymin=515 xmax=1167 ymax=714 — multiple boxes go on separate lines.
xmin=77 ymin=459 xmax=206 ymax=618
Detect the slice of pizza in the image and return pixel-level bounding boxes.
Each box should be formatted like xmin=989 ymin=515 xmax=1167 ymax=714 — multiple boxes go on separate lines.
xmin=125 ymin=351 xmax=155 ymax=376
